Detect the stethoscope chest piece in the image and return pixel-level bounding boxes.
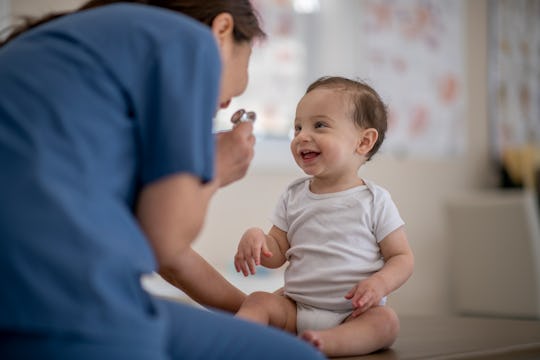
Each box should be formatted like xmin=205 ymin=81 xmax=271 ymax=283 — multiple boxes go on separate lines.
xmin=231 ymin=109 xmax=256 ymax=125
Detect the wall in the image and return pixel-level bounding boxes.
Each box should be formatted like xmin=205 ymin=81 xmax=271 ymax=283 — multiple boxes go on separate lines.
xmin=7 ymin=0 xmax=492 ymax=316
xmin=0 ymin=0 xmax=9 ymax=32
xmin=10 ymin=0 xmax=82 ymax=18
xmin=195 ymin=0 xmax=492 ymax=316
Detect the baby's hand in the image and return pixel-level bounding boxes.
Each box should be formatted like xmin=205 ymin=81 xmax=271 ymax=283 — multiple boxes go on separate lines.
xmin=345 ymin=275 xmax=386 ymax=317
xmin=234 ymin=227 xmax=273 ymax=276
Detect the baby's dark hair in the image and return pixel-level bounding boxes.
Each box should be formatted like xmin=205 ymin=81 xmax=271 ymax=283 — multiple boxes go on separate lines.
xmin=306 ymin=76 xmax=388 ymax=160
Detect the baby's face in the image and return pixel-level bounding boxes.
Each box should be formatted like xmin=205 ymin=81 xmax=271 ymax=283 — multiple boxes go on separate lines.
xmin=291 ymin=88 xmax=364 ymax=179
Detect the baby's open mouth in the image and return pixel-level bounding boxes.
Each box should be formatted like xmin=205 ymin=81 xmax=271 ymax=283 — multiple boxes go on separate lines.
xmin=300 ymin=150 xmax=320 ymax=160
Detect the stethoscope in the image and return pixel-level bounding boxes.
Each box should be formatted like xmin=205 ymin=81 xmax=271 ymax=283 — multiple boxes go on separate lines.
xmin=230 ymin=109 xmax=256 ymax=125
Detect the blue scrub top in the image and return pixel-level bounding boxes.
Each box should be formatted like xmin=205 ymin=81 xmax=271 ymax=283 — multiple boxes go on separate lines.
xmin=0 ymin=3 xmax=220 ymax=346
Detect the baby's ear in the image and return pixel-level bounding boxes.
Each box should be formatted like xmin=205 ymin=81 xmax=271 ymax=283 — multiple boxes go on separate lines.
xmin=356 ymin=128 xmax=378 ymax=156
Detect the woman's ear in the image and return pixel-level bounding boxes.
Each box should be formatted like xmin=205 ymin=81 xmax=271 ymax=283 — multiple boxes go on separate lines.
xmin=356 ymin=128 xmax=379 ymax=156
xmin=211 ymin=13 xmax=234 ymax=46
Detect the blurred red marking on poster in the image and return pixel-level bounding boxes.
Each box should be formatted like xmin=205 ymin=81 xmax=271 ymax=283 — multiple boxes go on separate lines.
xmin=438 ymin=73 xmax=459 ymax=105
xmin=409 ymin=105 xmax=429 ymax=137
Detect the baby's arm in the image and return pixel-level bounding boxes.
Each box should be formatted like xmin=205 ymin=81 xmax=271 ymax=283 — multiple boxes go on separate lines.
xmin=346 ymin=226 xmax=414 ymax=317
xmin=234 ymin=225 xmax=289 ymax=276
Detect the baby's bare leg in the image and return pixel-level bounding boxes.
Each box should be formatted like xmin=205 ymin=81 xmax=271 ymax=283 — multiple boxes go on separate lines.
xmin=300 ymin=306 xmax=399 ymax=357
xmin=236 ymin=291 xmax=297 ymax=333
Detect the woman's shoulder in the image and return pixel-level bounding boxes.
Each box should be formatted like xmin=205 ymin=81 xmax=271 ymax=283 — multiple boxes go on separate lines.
xmin=26 ymin=3 xmax=214 ymax=53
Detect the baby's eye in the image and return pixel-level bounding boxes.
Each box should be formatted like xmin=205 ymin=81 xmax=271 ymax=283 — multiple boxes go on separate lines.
xmin=294 ymin=124 xmax=302 ymax=133
xmin=314 ymin=121 xmax=327 ymax=129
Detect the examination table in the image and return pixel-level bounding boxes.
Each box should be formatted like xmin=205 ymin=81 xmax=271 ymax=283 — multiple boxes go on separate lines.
xmin=332 ymin=316 xmax=540 ymax=360
xmin=145 ymin=275 xmax=540 ymax=359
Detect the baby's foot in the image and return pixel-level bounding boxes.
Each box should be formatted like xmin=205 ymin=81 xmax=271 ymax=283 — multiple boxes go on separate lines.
xmin=300 ymin=330 xmax=324 ymax=352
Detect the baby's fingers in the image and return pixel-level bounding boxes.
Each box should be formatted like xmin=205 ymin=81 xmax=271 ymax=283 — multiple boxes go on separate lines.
xmin=344 ymin=286 xmax=357 ymax=299
xmin=243 ymin=244 xmax=260 ymax=275
xmin=234 ymin=252 xmax=253 ymax=276
xmin=247 ymin=255 xmax=258 ymax=275
xmin=261 ymin=242 xmax=273 ymax=258
xmin=350 ymin=307 xmax=363 ymax=318
xmin=348 ymin=287 xmax=370 ymax=310
xmin=349 ymin=298 xmax=369 ymax=318
xmin=234 ymin=259 xmax=247 ymax=277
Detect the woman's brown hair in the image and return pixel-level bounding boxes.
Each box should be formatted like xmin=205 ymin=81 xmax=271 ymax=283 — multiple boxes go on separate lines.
xmin=1 ymin=0 xmax=266 ymax=46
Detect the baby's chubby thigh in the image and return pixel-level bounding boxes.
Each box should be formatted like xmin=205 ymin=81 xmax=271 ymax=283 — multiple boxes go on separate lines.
xmin=296 ymin=302 xmax=352 ymax=335
xmin=237 ymin=291 xmax=297 ymax=333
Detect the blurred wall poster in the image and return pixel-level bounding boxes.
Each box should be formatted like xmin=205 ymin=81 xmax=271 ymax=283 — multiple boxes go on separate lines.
xmin=359 ymin=0 xmax=465 ymax=158
xmin=214 ymin=0 xmax=308 ymax=140
xmin=489 ymin=0 xmax=540 ymax=189
xmin=215 ymin=0 xmax=466 ymax=159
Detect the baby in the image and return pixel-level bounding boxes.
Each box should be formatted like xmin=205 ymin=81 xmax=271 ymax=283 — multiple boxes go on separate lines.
xmin=233 ymin=76 xmax=414 ymax=357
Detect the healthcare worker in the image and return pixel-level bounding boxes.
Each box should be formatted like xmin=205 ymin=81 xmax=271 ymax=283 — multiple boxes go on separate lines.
xmin=0 ymin=1 xmax=325 ymax=359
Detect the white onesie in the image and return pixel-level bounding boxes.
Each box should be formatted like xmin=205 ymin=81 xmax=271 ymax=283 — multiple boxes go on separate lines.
xmin=270 ymin=177 xmax=404 ymax=333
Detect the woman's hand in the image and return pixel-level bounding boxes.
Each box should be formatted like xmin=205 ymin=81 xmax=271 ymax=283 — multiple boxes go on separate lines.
xmin=215 ymin=121 xmax=255 ymax=187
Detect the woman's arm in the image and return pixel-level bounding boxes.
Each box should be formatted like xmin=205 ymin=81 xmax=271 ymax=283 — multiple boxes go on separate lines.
xmin=136 ymin=173 xmax=218 ymax=268
xmin=137 ymin=173 xmax=245 ymax=312
xmin=159 ymin=247 xmax=246 ymax=313
xmin=136 ymin=122 xmax=255 ymax=312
